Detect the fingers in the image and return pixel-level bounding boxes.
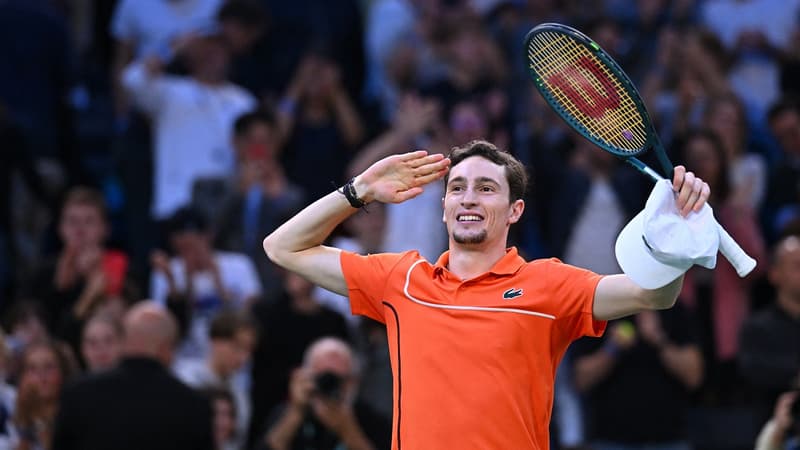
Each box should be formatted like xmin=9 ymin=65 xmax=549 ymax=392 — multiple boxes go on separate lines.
xmin=393 ymin=187 xmax=424 ymax=203
xmin=671 ymin=165 xmax=686 ymax=192
xmin=414 ymin=167 xmax=450 ymax=186
xmin=398 ymin=150 xmax=430 ymax=162
xmin=407 ymin=152 xmax=446 ymax=168
xmin=672 ymin=165 xmax=711 ymax=217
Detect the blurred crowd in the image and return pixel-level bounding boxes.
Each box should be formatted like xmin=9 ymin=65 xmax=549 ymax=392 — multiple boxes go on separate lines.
xmin=0 ymin=0 xmax=799 ymax=449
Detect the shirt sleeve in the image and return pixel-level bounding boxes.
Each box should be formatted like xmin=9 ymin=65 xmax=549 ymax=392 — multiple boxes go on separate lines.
xmin=339 ymin=251 xmax=407 ymax=323
xmin=121 ymin=60 xmax=172 ymax=114
xmin=545 ymin=259 xmax=606 ymax=343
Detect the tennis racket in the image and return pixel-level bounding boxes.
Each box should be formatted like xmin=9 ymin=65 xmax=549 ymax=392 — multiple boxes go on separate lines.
xmin=524 ymin=23 xmax=756 ymax=277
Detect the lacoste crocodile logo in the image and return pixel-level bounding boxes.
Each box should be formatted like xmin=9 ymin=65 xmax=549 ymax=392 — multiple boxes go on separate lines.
xmin=503 ymin=288 xmax=523 ymax=300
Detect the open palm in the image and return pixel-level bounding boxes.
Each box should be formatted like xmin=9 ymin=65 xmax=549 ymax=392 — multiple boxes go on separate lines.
xmin=358 ymin=151 xmax=450 ymax=204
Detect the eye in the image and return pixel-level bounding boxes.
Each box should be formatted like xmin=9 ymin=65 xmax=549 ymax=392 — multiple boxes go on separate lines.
xmin=479 ymin=185 xmax=495 ymax=192
xmin=449 ymin=185 xmax=464 ymax=192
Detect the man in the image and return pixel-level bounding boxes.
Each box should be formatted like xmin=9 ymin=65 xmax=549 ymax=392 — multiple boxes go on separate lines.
xmin=52 ymin=302 xmax=213 ymax=450
xmin=248 ymin=271 xmax=349 ymax=446
xmin=151 ymin=206 xmax=262 ymax=359
xmin=739 ymin=235 xmax=800 ymax=420
xmin=571 ymin=306 xmax=703 ymax=449
xmin=175 ymin=309 xmax=259 ymax=448
xmin=32 ymin=187 xmax=129 ymax=356
xmin=263 ymin=140 xmax=713 ymax=449
xmin=121 ymin=33 xmax=256 ymax=221
xmin=214 ymin=109 xmax=306 ymax=300
xmin=259 ymin=337 xmax=390 ymax=450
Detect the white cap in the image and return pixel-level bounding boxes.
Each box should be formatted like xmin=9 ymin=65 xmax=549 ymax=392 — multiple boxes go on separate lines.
xmin=615 ymin=180 xmax=719 ymax=289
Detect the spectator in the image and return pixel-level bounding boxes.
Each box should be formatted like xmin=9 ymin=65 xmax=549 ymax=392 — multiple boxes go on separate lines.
xmin=755 ymin=389 xmax=800 ymax=450
xmin=175 ymin=309 xmax=258 ymax=448
xmin=248 ymin=272 xmax=349 ymax=446
xmin=110 ymin=0 xmax=224 ymax=118
xmin=11 ymin=340 xmax=76 ymax=450
xmin=703 ymin=94 xmax=768 ymax=211
xmin=150 ymin=206 xmax=262 ymax=360
xmin=701 ymin=0 xmax=798 ymax=120
xmin=1 ymin=301 xmax=50 ymax=381
xmin=51 ymin=301 xmax=213 ymax=450
xmin=258 ymin=337 xmax=390 ymax=450
xmin=79 ymin=314 xmax=122 ymax=373
xmin=277 ymin=53 xmax=365 ymax=202
xmin=29 ymin=187 xmax=131 ymax=356
xmin=121 ymin=34 xmax=256 ymax=222
xmin=739 ymin=235 xmax=800 ymax=419
xmin=544 ymin=138 xmax=647 ymax=272
xmin=200 ymin=387 xmax=239 ymax=450
xmin=572 ymin=305 xmax=703 ymax=450
xmin=214 ymin=110 xmax=305 ymax=301
xmin=765 ymin=98 xmax=800 ymax=241
xmin=676 ymin=129 xmax=766 ymax=400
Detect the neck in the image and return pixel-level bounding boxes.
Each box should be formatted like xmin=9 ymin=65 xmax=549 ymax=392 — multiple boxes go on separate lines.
xmin=447 ymin=243 xmax=508 ymax=280
xmin=291 ymin=295 xmax=320 ymax=314
xmin=777 ymin=291 xmax=800 ymax=319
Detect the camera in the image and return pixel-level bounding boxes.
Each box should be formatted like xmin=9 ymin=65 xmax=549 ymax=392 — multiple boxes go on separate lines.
xmin=314 ymin=371 xmax=344 ymax=401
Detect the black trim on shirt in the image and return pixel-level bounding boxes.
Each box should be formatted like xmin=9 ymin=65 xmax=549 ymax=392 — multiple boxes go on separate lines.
xmin=383 ymin=301 xmax=401 ymax=450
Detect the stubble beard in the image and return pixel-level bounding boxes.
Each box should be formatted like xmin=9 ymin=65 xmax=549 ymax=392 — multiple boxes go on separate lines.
xmin=453 ymin=229 xmax=488 ymax=244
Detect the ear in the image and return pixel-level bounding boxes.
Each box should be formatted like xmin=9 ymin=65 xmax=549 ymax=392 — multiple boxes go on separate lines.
xmin=442 ymin=197 xmax=446 ymax=223
xmin=507 ymin=199 xmax=525 ymax=225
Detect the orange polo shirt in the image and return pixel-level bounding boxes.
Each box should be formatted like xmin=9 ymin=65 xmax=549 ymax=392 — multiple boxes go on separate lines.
xmin=340 ymin=247 xmax=605 ymax=450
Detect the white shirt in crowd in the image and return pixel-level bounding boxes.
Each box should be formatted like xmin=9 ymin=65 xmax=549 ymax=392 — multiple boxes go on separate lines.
xmin=111 ymin=0 xmax=225 ymax=59
xmin=122 ymin=61 xmax=256 ymax=219
xmin=150 ymin=251 xmax=262 ymax=358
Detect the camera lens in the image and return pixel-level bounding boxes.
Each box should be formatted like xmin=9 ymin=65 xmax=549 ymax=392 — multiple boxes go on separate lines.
xmin=314 ymin=371 xmax=343 ymax=400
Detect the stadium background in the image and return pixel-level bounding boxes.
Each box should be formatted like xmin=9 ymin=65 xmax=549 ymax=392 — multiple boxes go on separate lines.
xmin=0 ymin=0 xmax=799 ymax=449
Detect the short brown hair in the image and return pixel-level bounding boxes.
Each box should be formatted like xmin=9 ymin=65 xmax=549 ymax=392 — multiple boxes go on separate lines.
xmin=209 ymin=309 xmax=259 ymax=341
xmin=445 ymin=140 xmax=528 ymax=202
xmin=62 ymin=186 xmax=107 ymax=218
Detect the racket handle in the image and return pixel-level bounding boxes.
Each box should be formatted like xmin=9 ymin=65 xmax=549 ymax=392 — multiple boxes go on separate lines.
xmin=716 ymin=222 xmax=757 ymax=277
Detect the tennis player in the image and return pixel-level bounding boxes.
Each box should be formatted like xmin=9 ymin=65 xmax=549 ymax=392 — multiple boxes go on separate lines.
xmin=263 ymin=140 xmax=713 ymax=449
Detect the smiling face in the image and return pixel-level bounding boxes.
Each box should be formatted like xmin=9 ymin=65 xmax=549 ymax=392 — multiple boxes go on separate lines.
xmin=443 ymin=156 xmax=524 ymax=249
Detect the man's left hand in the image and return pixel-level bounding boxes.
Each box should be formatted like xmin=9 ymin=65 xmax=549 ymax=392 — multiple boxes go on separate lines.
xmin=671 ymin=165 xmax=710 ymax=217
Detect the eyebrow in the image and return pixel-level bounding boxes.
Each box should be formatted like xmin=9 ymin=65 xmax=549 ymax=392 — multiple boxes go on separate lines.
xmin=447 ymin=176 xmax=501 ymax=186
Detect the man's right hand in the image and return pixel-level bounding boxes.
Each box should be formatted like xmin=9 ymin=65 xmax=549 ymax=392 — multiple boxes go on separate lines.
xmin=353 ymin=150 xmax=450 ymax=204
xmin=289 ymin=368 xmax=315 ymax=410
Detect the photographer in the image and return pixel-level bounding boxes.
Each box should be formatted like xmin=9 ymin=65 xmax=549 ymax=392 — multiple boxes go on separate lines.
xmin=258 ymin=337 xmax=389 ymax=450
xmin=756 ymin=390 xmax=800 ymax=450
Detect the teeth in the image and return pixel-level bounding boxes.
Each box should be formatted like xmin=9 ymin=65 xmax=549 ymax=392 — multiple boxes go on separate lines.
xmin=458 ymin=215 xmax=482 ymax=222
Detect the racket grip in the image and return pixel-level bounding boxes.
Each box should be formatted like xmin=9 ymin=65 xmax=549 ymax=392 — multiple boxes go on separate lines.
xmin=716 ymin=222 xmax=756 ymax=277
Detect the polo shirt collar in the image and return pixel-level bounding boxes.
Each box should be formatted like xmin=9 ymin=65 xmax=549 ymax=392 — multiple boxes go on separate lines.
xmin=433 ymin=247 xmax=525 ymax=277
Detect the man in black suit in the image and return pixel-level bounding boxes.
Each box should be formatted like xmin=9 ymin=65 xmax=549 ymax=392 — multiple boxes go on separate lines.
xmin=52 ymin=301 xmax=214 ymax=450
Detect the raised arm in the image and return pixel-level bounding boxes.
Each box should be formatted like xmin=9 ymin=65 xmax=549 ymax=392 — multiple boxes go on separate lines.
xmin=262 ymin=151 xmax=450 ymax=295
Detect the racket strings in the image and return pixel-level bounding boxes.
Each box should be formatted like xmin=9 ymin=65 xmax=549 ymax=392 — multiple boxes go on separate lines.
xmin=527 ymin=32 xmax=647 ymax=153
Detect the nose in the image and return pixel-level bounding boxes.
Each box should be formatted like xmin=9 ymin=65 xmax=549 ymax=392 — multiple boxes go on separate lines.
xmin=461 ymin=187 xmax=478 ymax=206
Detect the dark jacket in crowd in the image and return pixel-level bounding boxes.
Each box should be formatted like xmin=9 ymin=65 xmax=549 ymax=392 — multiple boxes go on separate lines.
xmin=51 ymin=357 xmax=214 ymax=450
